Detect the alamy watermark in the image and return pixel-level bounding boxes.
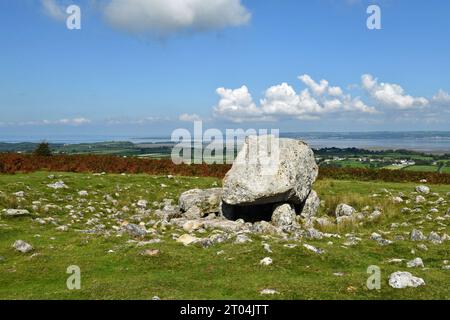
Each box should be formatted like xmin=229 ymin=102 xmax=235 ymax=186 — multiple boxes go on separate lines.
xmin=66 ymin=4 xmax=81 ymax=30
xmin=367 ymin=5 xmax=382 ymax=30
xmin=66 ymin=265 xmax=81 ymax=290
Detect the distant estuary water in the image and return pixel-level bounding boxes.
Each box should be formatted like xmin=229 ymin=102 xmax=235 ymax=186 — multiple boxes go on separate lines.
xmin=1 ymin=132 xmax=449 ymax=153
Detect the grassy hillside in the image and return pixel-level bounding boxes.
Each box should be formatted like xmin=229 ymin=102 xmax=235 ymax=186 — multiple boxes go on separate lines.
xmin=0 ymin=172 xmax=449 ymax=299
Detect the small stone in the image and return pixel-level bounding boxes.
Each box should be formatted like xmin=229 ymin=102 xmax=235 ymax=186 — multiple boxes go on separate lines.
xmin=13 ymin=191 xmax=25 ymax=197
xmin=415 ymin=185 xmax=430 ymax=194
xmin=260 ymin=257 xmax=273 ymax=266
xmin=78 ymin=190 xmax=89 ymax=196
xmin=122 ymin=223 xmax=147 ymax=237
xmin=428 ymin=232 xmax=442 ymax=244
xmin=415 ymin=195 xmax=426 ymax=203
xmin=47 ymin=181 xmax=68 ymax=189
xmin=260 ymin=289 xmax=279 ymax=295
xmin=303 ymin=243 xmax=324 ymax=254
xmin=335 ymin=204 xmax=356 ymax=217
xmin=13 ymin=240 xmax=33 ymax=253
xmin=141 ymin=249 xmax=160 ymax=257
xmin=234 ymin=234 xmax=252 ymax=244
xmin=262 ymin=242 xmax=272 ymax=253
xmin=392 ymin=196 xmax=403 ymax=204
xmin=56 ymin=225 xmax=68 ymax=232
xmin=410 ymin=229 xmax=426 ymax=241
xmin=407 ymin=258 xmax=424 ymax=268
xmin=135 ymin=200 xmax=147 ymax=209
xmin=176 ymin=234 xmax=199 ymax=246
xmin=389 ymin=271 xmax=425 ymax=289
xmin=182 ymin=220 xmax=204 ymax=233
xmin=3 ymin=209 xmax=30 ymax=217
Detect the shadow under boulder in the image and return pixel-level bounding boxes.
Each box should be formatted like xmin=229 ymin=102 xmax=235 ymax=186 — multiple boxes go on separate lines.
xmin=221 ymin=201 xmax=297 ymax=223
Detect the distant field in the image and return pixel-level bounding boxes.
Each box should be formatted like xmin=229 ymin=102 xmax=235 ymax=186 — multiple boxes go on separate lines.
xmin=404 ymin=165 xmax=438 ymax=172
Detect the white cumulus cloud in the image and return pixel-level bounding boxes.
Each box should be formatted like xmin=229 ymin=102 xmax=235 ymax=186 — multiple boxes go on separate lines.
xmin=361 ymin=74 xmax=429 ymax=109
xmin=103 ymin=0 xmax=251 ymax=37
xmin=214 ymin=75 xmax=377 ymax=123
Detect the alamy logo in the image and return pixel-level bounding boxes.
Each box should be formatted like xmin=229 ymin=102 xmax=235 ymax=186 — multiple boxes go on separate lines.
xmin=66 ymin=265 xmax=81 ymax=290
xmin=366 ymin=265 xmax=381 ymax=290
xmin=367 ymin=5 xmax=381 ymax=30
xmin=66 ymin=5 xmax=81 ymax=30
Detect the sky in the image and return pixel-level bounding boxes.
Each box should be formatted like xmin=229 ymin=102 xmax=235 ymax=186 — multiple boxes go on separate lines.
xmin=0 ymin=0 xmax=450 ymax=138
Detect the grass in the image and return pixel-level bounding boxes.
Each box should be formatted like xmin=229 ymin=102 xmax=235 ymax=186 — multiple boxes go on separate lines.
xmin=404 ymin=165 xmax=438 ymax=173
xmin=0 ymin=172 xmax=449 ymax=300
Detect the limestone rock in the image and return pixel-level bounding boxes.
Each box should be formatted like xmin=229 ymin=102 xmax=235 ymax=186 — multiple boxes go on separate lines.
xmin=271 ymin=203 xmax=296 ymax=227
xmin=407 ymin=258 xmax=424 ymax=268
xmin=3 ymin=209 xmax=30 ymax=217
xmin=388 ymin=271 xmax=425 ymax=288
xmin=335 ymin=204 xmax=356 ymax=217
xmin=222 ymin=136 xmax=318 ymax=206
xmin=415 ymin=185 xmax=430 ymax=194
xmin=13 ymin=240 xmax=33 ymax=253
xmin=300 ymin=190 xmax=320 ymax=218
xmin=179 ymin=188 xmax=222 ymax=214
xmin=176 ymin=234 xmax=199 ymax=246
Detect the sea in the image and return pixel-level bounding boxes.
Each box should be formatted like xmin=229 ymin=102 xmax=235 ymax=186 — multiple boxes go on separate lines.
xmin=1 ymin=132 xmax=450 ymax=153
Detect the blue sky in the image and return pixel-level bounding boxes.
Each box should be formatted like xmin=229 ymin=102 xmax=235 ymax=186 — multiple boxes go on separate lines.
xmin=1 ymin=0 xmax=450 ymax=138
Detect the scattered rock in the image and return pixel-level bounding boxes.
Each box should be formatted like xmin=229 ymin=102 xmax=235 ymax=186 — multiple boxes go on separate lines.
xmin=179 ymin=188 xmax=222 ymax=214
xmin=13 ymin=240 xmax=33 ymax=253
xmin=428 ymin=232 xmax=442 ymax=244
xmin=176 ymin=234 xmax=199 ymax=246
xmin=3 ymin=209 xmax=30 ymax=217
xmin=260 ymin=289 xmax=279 ymax=295
xmin=271 ymin=203 xmax=296 ymax=227
xmin=141 ymin=249 xmax=160 ymax=257
xmin=303 ymin=243 xmax=324 ymax=254
xmin=13 ymin=191 xmax=25 ymax=197
xmin=122 ymin=223 xmax=147 ymax=237
xmin=392 ymin=196 xmax=403 ymax=204
xmin=47 ymin=181 xmax=68 ymax=189
xmin=410 ymin=229 xmax=426 ymax=241
xmin=415 ymin=185 xmax=430 ymax=194
xmin=335 ymin=204 xmax=356 ymax=217
xmin=407 ymin=258 xmax=424 ymax=268
xmin=370 ymin=232 xmax=393 ymax=246
xmin=388 ymin=271 xmax=425 ymax=289
xmin=415 ymin=195 xmax=426 ymax=203
xmin=260 ymin=257 xmax=273 ymax=266
xmin=78 ymin=190 xmax=89 ymax=196
xmin=234 ymin=234 xmax=252 ymax=244
xmin=182 ymin=220 xmax=204 ymax=233
xmin=137 ymin=200 xmax=148 ymax=209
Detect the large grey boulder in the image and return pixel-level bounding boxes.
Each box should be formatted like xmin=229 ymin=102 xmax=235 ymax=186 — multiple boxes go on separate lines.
xmin=222 ymin=135 xmax=318 ymax=206
xmin=179 ymin=188 xmax=222 ymax=215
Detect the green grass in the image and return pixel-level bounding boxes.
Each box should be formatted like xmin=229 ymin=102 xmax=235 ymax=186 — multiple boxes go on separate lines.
xmin=404 ymin=165 xmax=438 ymax=173
xmin=0 ymin=172 xmax=449 ymax=300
